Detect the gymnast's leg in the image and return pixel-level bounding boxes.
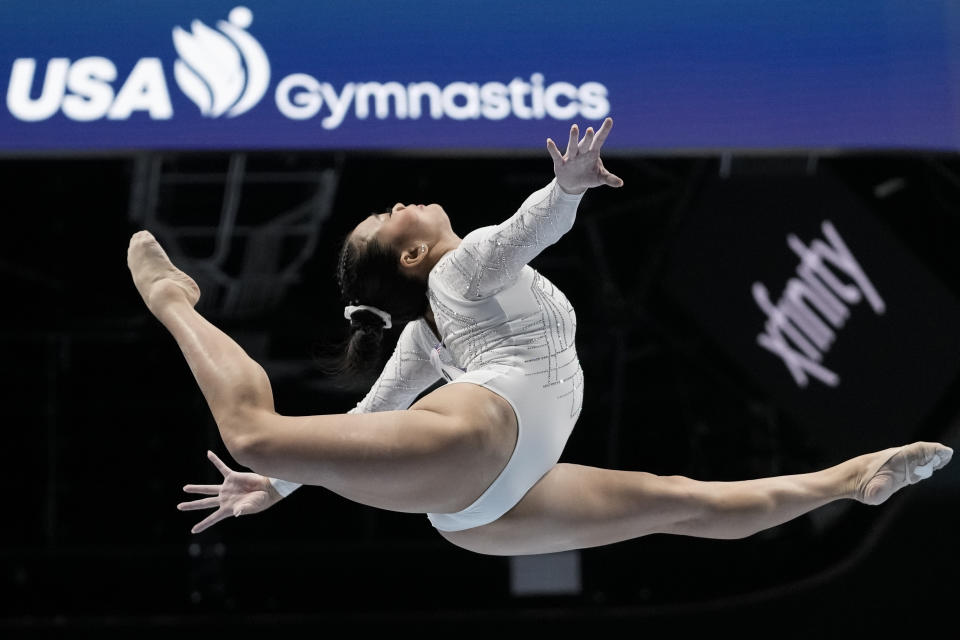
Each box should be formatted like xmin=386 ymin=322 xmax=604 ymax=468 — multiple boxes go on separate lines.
xmin=440 ymin=442 xmax=952 ymax=555
xmin=126 ymin=231 xmax=512 ymax=514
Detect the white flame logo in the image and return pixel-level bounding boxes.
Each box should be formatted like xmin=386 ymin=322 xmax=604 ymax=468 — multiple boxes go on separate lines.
xmin=172 ymin=6 xmax=270 ymax=118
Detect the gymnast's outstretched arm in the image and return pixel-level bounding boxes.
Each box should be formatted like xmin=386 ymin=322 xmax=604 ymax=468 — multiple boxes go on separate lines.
xmin=265 ymin=319 xmax=442 ymax=496
xmin=447 ymin=118 xmax=623 ymax=300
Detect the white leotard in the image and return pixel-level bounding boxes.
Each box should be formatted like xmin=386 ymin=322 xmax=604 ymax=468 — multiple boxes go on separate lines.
xmin=270 ymin=179 xmax=585 ymax=532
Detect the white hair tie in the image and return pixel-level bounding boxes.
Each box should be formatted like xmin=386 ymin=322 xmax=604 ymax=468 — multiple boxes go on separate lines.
xmin=344 ymin=304 xmax=392 ymax=329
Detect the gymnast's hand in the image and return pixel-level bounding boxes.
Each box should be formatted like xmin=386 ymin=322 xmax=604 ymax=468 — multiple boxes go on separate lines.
xmin=177 ymin=450 xmax=283 ymax=534
xmin=547 ymin=117 xmax=624 ymax=195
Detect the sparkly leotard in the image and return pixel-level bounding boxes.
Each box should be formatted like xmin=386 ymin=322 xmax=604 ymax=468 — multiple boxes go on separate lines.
xmin=271 ymin=179 xmax=585 ymax=532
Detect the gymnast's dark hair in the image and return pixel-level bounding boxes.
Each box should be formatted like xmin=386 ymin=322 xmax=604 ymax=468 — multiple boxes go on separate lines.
xmin=325 ymin=234 xmax=429 ymax=383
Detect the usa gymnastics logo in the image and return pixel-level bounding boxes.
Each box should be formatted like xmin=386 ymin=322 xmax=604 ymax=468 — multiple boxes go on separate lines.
xmin=4 ymin=5 xmax=609 ymax=126
xmin=172 ymin=6 xmax=270 ymax=118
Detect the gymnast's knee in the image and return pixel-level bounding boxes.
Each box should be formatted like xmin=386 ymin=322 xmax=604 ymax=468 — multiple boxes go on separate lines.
xmin=219 ymin=406 xmax=276 ymax=470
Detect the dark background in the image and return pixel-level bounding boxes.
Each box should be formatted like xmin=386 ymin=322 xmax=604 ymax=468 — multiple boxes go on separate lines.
xmin=4 ymin=150 xmax=960 ymax=635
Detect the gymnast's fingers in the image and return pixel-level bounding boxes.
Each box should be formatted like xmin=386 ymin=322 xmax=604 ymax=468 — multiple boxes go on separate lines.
xmin=177 ymin=496 xmax=220 ymax=511
xmin=207 ymin=450 xmax=232 ymax=478
xmin=592 ymin=117 xmax=614 ymax=151
xmin=579 ymin=126 xmax=595 ymax=154
xmin=191 ymin=508 xmax=228 ymax=534
xmin=546 ymin=138 xmax=563 ymax=163
xmin=601 ymin=168 xmax=624 ymax=187
xmin=183 ymin=484 xmax=220 ymax=495
xmin=565 ymin=124 xmax=579 ymax=158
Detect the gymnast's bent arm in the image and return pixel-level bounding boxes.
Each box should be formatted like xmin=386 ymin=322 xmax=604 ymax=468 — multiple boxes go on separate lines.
xmin=268 ymin=319 xmax=441 ymax=495
xmin=178 ymin=319 xmax=442 ymax=533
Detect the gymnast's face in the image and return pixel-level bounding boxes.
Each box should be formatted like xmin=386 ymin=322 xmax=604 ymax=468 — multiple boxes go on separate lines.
xmin=351 ymin=202 xmax=451 ymax=256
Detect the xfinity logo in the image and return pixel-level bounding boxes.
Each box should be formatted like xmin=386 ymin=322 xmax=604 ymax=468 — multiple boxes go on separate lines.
xmin=5 ymin=5 xmax=609 ymax=126
xmin=753 ymin=221 xmax=885 ymax=388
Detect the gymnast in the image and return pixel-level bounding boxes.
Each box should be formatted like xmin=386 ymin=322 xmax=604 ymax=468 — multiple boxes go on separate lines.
xmin=127 ymin=118 xmax=952 ymax=555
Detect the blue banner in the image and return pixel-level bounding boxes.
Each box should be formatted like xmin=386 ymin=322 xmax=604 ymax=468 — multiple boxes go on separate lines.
xmin=2 ymin=1 xmax=959 ymax=151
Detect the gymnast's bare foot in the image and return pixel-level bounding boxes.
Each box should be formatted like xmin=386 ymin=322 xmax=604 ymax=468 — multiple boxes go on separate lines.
xmin=854 ymin=441 xmax=953 ymax=505
xmin=127 ymin=230 xmax=201 ymax=316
